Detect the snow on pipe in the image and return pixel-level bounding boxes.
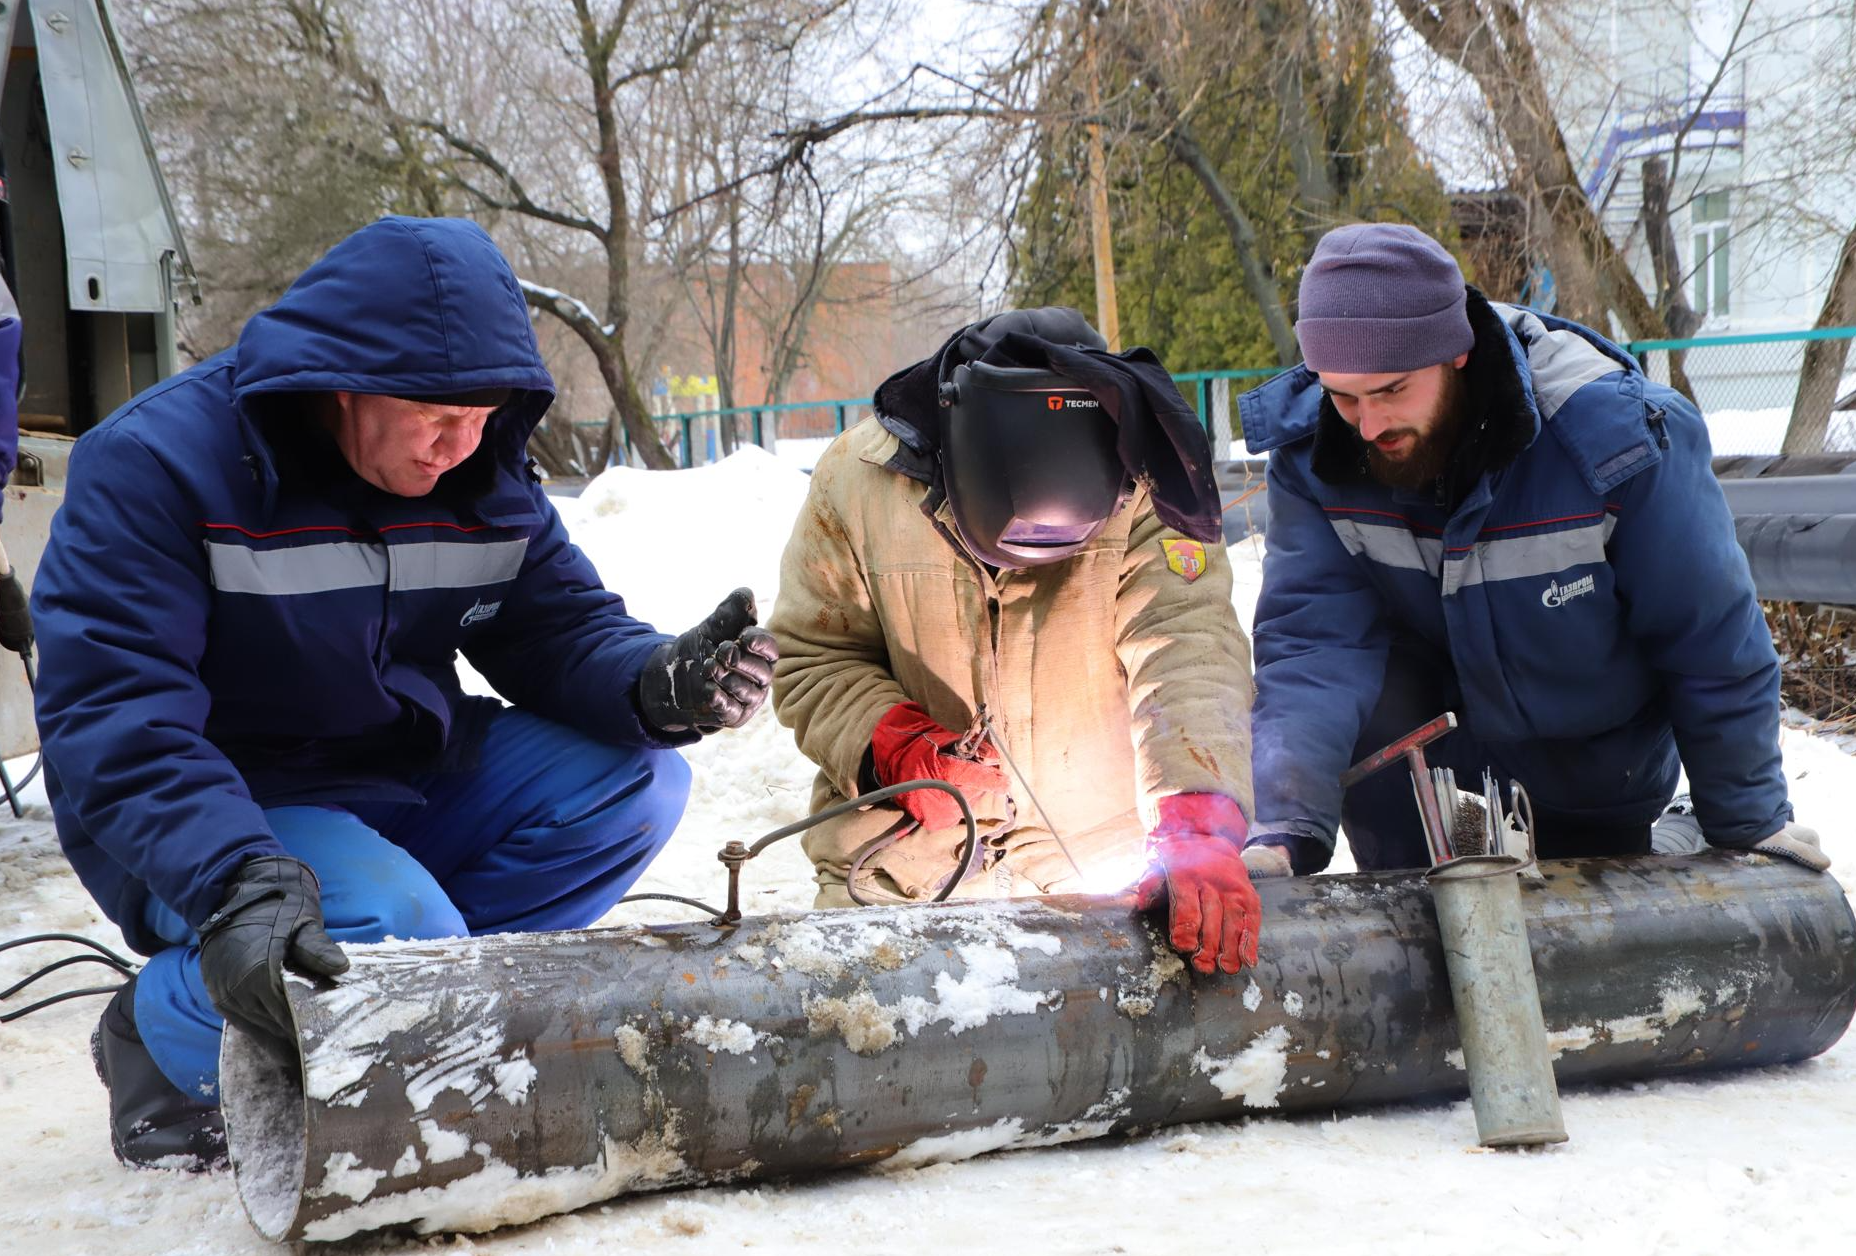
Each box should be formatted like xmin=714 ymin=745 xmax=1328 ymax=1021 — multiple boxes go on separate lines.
xmin=220 ymin=852 xmax=1856 ymax=1244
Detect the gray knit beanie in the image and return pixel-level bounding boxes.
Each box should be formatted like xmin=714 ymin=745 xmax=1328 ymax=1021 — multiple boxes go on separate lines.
xmin=1295 ymin=224 xmax=1474 ymax=373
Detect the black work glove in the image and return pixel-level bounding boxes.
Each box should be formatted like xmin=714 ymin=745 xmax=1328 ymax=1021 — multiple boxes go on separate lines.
xmin=637 ymin=587 xmax=780 ymax=735
xmin=198 ymin=856 xmax=349 ymax=1047
xmin=0 ymin=566 xmax=31 ymax=657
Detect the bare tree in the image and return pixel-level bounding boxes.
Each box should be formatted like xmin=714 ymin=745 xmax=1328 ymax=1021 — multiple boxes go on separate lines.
xmin=1390 ymin=0 xmax=1683 ymax=359
xmin=1780 ymin=223 xmax=1856 ymax=455
xmin=1636 ymin=156 xmax=1703 ymax=341
xmin=123 ymin=3 xmax=448 ymax=357
xmin=271 ymin=1 xmax=892 ymax=472
xmin=654 ymin=9 xmax=892 ymax=453
xmin=413 ymin=0 xmax=726 ymax=470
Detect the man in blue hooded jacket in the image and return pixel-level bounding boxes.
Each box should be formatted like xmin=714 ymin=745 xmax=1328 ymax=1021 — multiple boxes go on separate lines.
xmin=31 ymin=217 xmax=778 ymax=1170
xmin=1234 ymin=223 xmax=1825 ymax=879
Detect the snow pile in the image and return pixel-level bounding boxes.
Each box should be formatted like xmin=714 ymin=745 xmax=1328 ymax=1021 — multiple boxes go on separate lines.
xmin=573 ymin=446 xmax=814 ymax=633
xmin=769 ymin=435 xmax=838 ymax=472
xmin=1706 ymin=398 xmax=1856 ymax=457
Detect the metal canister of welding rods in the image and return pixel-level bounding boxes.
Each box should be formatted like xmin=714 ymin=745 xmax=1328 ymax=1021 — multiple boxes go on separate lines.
xmin=1427 ymin=853 xmax=1568 ymax=1147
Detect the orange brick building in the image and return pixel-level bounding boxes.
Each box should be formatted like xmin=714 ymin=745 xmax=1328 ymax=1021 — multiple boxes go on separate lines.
xmin=652 ymin=261 xmax=901 ymax=438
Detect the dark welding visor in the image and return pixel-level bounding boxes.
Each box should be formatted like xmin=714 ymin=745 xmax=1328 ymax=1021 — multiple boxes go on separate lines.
xmin=940 ymin=360 xmax=1130 ymax=569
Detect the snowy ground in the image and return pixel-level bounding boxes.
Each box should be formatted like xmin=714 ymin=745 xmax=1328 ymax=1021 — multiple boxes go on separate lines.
xmin=1707 ymin=404 xmax=1856 ymax=458
xmin=3 ymin=446 xmax=1854 ymax=1254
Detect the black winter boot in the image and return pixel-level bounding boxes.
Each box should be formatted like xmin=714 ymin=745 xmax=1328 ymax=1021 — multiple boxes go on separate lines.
xmin=90 ymin=977 xmax=227 ymax=1171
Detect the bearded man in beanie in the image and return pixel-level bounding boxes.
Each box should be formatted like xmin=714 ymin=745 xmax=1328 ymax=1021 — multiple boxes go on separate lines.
xmin=32 ymin=217 xmax=778 ymax=1171
xmin=1234 ymin=222 xmax=1825 ymax=878
xmin=769 ymin=308 xmax=1261 ymax=976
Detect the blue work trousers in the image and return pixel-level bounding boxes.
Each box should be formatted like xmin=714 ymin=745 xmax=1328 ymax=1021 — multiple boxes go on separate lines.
xmin=133 ymin=708 xmax=690 ymax=1100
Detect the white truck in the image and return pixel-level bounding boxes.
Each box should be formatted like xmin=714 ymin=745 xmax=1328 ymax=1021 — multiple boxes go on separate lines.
xmin=1 ymin=0 xmax=194 ymax=768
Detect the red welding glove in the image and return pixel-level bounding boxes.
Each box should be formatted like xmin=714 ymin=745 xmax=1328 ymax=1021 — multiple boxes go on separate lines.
xmin=870 ymin=703 xmax=1011 ymax=831
xmin=1135 ymin=793 xmax=1260 ymax=974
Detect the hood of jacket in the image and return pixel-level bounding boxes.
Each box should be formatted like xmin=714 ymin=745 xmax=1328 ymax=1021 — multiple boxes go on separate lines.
xmin=230 ymin=216 xmax=557 ymax=497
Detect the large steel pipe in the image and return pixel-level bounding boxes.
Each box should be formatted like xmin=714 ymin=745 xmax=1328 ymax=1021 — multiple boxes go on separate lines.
xmin=1718 ymin=474 xmax=1856 ymax=604
xmin=1730 ymin=512 xmax=1856 ymax=605
xmin=221 ymin=853 xmax=1856 ymax=1243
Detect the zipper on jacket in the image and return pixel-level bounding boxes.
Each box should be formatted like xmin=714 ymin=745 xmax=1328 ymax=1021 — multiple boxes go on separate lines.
xmin=373 ymin=528 xmax=395 ymax=665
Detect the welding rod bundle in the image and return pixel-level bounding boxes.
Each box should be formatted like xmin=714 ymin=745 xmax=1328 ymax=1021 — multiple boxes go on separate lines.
xmin=1338 ymin=712 xmax=1567 ymax=1146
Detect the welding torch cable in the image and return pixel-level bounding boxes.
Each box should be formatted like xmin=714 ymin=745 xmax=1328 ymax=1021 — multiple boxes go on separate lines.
xmin=845 ymin=817 xmax=913 ymax=908
xmin=0 ymin=931 xmax=140 ymax=1023
xmin=755 ymin=780 xmax=985 ymax=907
xmin=612 ymin=779 xmax=984 ymax=917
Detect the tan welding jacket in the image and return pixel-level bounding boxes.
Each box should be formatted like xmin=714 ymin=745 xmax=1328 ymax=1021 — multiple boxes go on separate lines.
xmin=769 ymin=416 xmax=1256 ymax=904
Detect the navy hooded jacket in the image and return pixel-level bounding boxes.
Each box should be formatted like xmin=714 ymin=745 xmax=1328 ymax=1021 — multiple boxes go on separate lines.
xmin=1238 ymin=293 xmax=1788 ymax=870
xmin=32 ymin=217 xmax=681 ymax=953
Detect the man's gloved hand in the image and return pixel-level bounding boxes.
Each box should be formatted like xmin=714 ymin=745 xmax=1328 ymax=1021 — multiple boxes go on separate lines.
xmin=870 ymin=702 xmax=1010 ymax=831
xmin=1135 ymin=793 xmax=1260 ymax=974
xmin=1240 ymin=840 xmax=1294 ymax=879
xmin=198 ymin=856 xmax=349 ymax=1046
xmin=0 ymin=560 xmax=32 ymax=657
xmin=638 ymin=588 xmax=779 ymax=735
xmin=1756 ymin=820 xmax=1830 ymax=872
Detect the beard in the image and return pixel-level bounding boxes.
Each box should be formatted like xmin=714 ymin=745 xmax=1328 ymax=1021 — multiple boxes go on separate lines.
xmin=1362 ymin=366 xmax=1467 ymax=492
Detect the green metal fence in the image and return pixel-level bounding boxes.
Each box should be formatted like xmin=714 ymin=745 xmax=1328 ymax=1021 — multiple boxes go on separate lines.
xmin=602 ymin=326 xmax=1856 ymax=469
xmin=1626 ymin=326 xmax=1856 ymax=456
xmin=620 ymin=368 xmax=1281 ymax=469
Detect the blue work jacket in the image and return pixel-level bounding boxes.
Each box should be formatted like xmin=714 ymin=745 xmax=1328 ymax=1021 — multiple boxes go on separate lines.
xmin=32 ymin=217 xmax=679 ymax=952
xmin=1238 ymin=295 xmax=1787 ymax=869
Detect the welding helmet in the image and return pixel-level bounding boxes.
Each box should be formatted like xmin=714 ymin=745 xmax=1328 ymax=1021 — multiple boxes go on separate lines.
xmin=938 ymin=358 xmax=1131 ymax=569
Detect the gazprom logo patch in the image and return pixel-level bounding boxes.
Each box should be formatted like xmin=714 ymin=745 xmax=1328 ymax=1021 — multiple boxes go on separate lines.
xmin=460 ymin=598 xmax=503 ymax=626
xmin=1541 ymin=574 xmax=1596 ymax=608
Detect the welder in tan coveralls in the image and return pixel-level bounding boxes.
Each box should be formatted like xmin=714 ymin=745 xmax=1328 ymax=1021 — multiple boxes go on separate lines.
xmin=769 ymin=308 xmax=1262 ymax=973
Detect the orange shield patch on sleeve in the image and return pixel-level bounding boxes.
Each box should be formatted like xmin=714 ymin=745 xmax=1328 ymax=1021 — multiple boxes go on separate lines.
xmin=1161 ymin=539 xmax=1206 ymax=582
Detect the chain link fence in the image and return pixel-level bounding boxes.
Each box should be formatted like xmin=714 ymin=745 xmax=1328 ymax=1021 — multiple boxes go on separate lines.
xmin=1631 ymin=328 xmax=1856 ymax=456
